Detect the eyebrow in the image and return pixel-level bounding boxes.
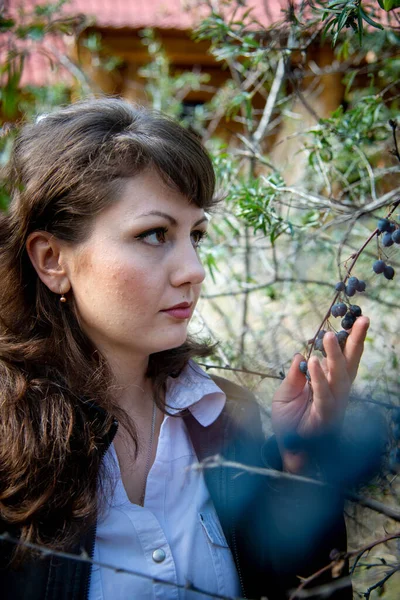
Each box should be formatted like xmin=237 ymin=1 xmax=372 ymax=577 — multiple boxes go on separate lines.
xmin=137 ymin=210 xmax=209 ymax=228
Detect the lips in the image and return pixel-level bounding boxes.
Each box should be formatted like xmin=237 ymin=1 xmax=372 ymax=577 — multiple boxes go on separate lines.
xmin=161 ymin=302 xmax=192 ymax=319
xmin=163 ymin=302 xmax=192 ymax=310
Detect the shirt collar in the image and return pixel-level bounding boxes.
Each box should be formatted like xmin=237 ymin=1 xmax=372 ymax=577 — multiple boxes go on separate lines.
xmin=165 ymin=360 xmax=226 ymax=427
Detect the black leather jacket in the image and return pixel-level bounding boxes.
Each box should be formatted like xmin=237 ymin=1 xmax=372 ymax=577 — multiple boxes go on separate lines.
xmin=0 ymin=375 xmax=351 ymax=600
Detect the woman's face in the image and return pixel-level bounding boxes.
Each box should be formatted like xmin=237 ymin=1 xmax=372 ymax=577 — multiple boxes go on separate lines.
xmin=64 ymin=170 xmax=208 ymax=361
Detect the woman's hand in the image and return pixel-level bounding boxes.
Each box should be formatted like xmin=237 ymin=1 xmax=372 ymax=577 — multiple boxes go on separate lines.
xmin=271 ymin=316 xmax=370 ymax=473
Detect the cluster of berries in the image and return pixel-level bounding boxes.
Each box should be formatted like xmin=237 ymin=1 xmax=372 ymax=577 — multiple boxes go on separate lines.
xmin=334 ymin=277 xmax=366 ymax=297
xmin=389 ymin=408 xmax=400 ymax=473
xmin=298 ymin=291 xmax=362 ymax=377
xmin=298 ymin=213 xmax=398 ymax=380
xmin=372 ymin=260 xmax=394 ymax=280
xmin=331 ymin=302 xmax=362 ymax=331
xmin=373 ymin=218 xmax=399 ymax=280
xmin=378 ymin=218 xmax=400 ymax=246
xmin=328 ymin=276 xmax=365 ymax=347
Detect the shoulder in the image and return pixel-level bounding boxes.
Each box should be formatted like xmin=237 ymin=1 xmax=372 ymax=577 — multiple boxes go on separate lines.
xmin=209 ymin=373 xmax=259 ymax=404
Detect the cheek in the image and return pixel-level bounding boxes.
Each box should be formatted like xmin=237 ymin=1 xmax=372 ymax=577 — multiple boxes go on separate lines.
xmin=93 ymin=257 xmax=161 ymax=311
xmin=71 ymin=242 xmax=172 ymax=329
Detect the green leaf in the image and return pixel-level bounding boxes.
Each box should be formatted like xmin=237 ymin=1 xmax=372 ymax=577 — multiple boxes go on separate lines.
xmin=242 ymin=36 xmax=259 ymax=48
xmin=0 ymin=17 xmax=15 ymax=31
xmin=359 ymin=7 xmax=384 ymax=30
xmin=379 ymin=0 xmax=400 ymax=10
xmin=202 ymin=249 xmax=219 ymax=284
xmin=27 ymin=24 xmax=46 ymax=41
xmin=344 ymin=68 xmax=357 ymax=95
xmin=357 ymin=6 xmax=363 ymax=45
xmin=34 ymin=0 xmax=68 ymax=17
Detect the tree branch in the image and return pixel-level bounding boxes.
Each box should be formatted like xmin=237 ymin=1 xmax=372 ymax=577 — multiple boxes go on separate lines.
xmin=253 ymin=54 xmax=286 ymax=145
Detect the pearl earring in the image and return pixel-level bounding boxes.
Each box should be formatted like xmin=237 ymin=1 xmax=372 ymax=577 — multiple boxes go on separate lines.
xmin=60 ymin=293 xmax=67 ymax=303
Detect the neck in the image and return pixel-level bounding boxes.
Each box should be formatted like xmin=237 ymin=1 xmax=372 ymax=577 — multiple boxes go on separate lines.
xmin=101 ymin=347 xmax=153 ymax=414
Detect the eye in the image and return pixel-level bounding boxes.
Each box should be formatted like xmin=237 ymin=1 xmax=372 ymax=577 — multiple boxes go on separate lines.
xmin=191 ymin=230 xmax=208 ymax=248
xmin=135 ymin=227 xmax=168 ymax=246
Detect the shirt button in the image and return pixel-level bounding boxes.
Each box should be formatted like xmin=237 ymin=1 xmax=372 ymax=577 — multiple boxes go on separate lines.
xmin=152 ymin=548 xmax=166 ymax=563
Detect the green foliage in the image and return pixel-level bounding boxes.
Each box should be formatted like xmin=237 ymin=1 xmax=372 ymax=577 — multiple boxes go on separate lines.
xmin=0 ymin=53 xmax=25 ymax=118
xmin=305 ymin=95 xmax=391 ymax=199
xmin=312 ymin=1 xmax=385 ymax=45
xmin=81 ymin=33 xmax=124 ymax=72
xmin=33 ymin=0 xmax=69 ymax=18
xmin=138 ymin=29 xmax=210 ymax=119
xmin=211 ymin=150 xmax=289 ymax=242
xmin=233 ymin=174 xmax=289 ymax=242
xmin=0 ymin=1 xmax=84 ymax=120
xmin=0 ymin=1 xmax=89 ymax=208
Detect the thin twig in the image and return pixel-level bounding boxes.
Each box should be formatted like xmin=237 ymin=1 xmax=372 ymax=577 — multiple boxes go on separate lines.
xmin=192 ymin=456 xmax=400 ymax=522
xmin=289 ymin=575 xmax=353 ymax=598
xmin=290 ymin=532 xmax=400 ymax=600
xmin=197 ymin=362 xmax=283 ymax=380
xmin=364 ymin=566 xmax=400 ymax=599
xmin=0 ymin=532 xmax=245 ymax=600
xmin=239 ymin=225 xmax=251 ymax=362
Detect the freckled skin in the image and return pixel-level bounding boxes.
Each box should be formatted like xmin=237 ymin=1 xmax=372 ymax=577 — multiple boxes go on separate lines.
xmin=63 ymin=170 xmax=207 ymax=367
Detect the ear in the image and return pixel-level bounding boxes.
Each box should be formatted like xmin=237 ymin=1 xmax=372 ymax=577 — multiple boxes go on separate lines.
xmin=26 ymin=231 xmax=71 ymax=296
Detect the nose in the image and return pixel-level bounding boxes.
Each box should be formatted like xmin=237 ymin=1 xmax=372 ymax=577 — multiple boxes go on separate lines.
xmin=169 ymin=241 xmax=206 ymax=288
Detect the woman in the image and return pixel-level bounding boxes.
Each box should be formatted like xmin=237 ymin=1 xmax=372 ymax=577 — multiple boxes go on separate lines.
xmin=0 ymin=98 xmax=369 ymax=600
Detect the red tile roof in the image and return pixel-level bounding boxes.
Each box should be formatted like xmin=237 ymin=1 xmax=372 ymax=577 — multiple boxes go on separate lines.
xmin=2 ymin=1 xmax=286 ymax=88
xmin=14 ymin=0 xmax=286 ymax=30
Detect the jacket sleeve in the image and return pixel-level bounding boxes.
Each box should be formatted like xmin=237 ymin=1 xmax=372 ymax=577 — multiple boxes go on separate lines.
xmin=206 ymin=374 xmax=352 ymax=600
xmin=259 ymin=434 xmax=352 ymax=600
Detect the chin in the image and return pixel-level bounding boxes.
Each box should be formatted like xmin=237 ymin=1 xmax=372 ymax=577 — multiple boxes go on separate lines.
xmin=152 ymin=330 xmax=188 ymax=354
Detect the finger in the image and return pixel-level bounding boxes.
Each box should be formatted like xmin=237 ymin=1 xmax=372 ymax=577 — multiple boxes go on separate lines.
xmin=276 ymin=353 xmax=307 ymax=403
xmin=319 ymin=355 xmax=329 ymax=378
xmin=307 ymin=355 xmax=337 ymax=421
xmin=343 ymin=316 xmax=370 ymax=381
xmin=323 ymin=331 xmax=351 ymax=401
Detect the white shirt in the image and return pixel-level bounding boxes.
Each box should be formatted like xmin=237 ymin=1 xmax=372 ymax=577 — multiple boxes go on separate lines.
xmin=89 ymin=361 xmax=241 ymax=600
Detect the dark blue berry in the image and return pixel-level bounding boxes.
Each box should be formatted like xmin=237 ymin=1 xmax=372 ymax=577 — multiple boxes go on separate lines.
xmin=345 ymin=285 xmax=356 ymax=297
xmin=373 ymin=260 xmax=386 ymax=274
xmin=356 ymin=280 xmax=366 ymax=292
xmin=392 ymin=229 xmax=400 ymax=244
xmin=341 ymin=314 xmax=356 ymax=330
xmin=299 ymin=361 xmax=308 ymax=374
xmin=314 ymin=338 xmax=326 ymax=357
xmin=383 ymin=265 xmax=395 ymax=280
xmin=317 ymin=330 xmax=326 ymax=339
xmin=377 ymin=218 xmax=391 ymax=232
xmin=332 ymin=303 xmax=346 ymax=317
xmin=347 ymin=276 xmax=359 ymax=287
xmin=335 ymin=281 xmax=345 ymax=292
xmin=336 ymin=330 xmax=349 ymax=349
xmin=382 ymin=232 xmax=394 ymax=247
xmin=388 ymin=222 xmax=396 ymax=233
xmin=349 ymin=305 xmax=362 ymax=317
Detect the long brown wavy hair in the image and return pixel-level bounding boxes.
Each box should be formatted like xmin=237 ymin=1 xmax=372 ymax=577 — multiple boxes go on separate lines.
xmin=0 ymin=98 xmax=218 ymax=558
